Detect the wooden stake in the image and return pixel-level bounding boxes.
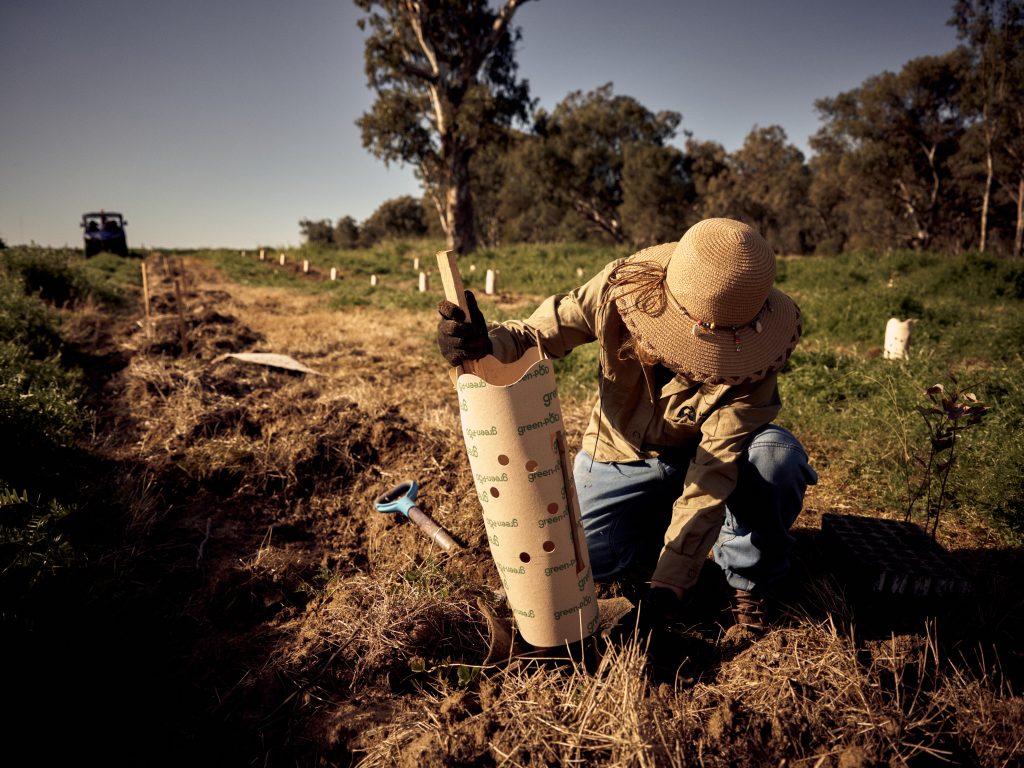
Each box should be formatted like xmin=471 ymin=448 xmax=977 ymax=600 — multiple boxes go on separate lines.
xmin=418 ymin=271 xmax=429 ymax=292
xmin=436 ymin=250 xmax=469 ymax=312
xmin=370 ymin=274 xmax=378 ymax=286
xmin=140 ymin=261 xmax=152 ymax=338
xmin=259 ymin=248 xmax=265 ymax=261
xmin=436 ymin=250 xmax=470 ymax=379
xmin=302 ymin=259 xmax=309 ymax=273
xmin=330 ymin=267 xmax=337 ymax=281
xmin=485 ymin=268 xmax=496 ymax=295
xmin=413 ymin=256 xmax=420 ymax=270
xmin=279 ymin=253 xmax=286 ymax=266
xmin=172 ymin=271 xmax=190 ymax=354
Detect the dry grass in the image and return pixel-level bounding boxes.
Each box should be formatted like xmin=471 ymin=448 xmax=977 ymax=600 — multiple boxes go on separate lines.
xmin=66 ymin=253 xmax=1021 ymax=767
xmin=351 ymin=610 xmax=1021 ymax=767
xmin=353 ymin=633 xmax=675 ymax=768
xmin=285 ymin=568 xmax=491 ymax=691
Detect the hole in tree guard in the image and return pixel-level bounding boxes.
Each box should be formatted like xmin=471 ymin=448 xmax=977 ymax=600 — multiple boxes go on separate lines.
xmin=520 ymin=552 xmax=531 ymax=563
xmin=497 ymin=455 xmax=510 ymax=466
xmin=547 ymin=502 xmax=559 ymax=514
xmin=525 ymin=459 xmax=539 ymax=472
xmin=489 ymin=487 xmax=500 ymax=498
xmin=543 ymin=541 xmax=555 ymax=553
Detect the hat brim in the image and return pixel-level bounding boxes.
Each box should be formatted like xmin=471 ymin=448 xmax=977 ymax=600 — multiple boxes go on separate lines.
xmin=612 ymin=242 xmax=802 ymax=385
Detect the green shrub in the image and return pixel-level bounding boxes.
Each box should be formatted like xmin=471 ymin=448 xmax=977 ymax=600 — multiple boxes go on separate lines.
xmin=0 ymin=278 xmax=62 ymax=357
xmin=2 ymin=247 xmax=136 ymax=308
xmin=0 ymin=484 xmax=79 ymax=602
xmin=0 ymin=341 xmax=86 ymax=451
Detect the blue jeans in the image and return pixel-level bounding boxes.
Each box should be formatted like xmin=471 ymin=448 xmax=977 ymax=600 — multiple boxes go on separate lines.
xmin=573 ymin=425 xmax=817 ymax=593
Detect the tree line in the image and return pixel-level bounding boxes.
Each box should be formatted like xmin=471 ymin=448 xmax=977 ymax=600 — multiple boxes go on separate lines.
xmin=302 ymin=0 xmax=1024 ymax=256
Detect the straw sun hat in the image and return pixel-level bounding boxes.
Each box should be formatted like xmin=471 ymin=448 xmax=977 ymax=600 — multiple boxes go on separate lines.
xmin=610 ymin=217 xmax=802 ymax=385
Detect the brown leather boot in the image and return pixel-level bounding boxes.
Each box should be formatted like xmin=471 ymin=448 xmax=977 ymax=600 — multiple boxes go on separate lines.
xmin=730 ymin=589 xmax=767 ymax=632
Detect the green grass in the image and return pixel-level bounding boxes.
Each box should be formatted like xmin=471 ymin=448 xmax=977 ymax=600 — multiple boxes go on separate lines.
xmin=268 ymin=241 xmax=1021 ymax=542
xmin=200 ymin=242 xmax=1024 ymax=542
xmin=777 ymin=250 xmax=1024 ymax=541
xmin=13 ymin=242 xmax=1021 ymax=543
xmin=198 ymin=239 xmax=631 ymax=316
xmin=1 ymin=247 xmax=140 ymax=606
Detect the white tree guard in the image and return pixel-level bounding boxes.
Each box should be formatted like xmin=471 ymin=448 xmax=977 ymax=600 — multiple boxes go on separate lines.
xmin=884 ymin=317 xmax=913 ymax=359
xmin=454 ymin=348 xmax=598 ymax=647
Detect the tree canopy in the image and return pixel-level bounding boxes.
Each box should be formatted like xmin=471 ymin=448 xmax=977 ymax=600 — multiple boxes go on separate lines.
xmin=355 ymin=0 xmax=535 ymax=254
xmin=323 ymin=0 xmax=1024 ymax=256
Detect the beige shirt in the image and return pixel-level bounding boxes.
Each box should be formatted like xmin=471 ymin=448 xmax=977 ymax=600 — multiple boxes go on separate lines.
xmin=488 ymin=259 xmax=782 ymax=590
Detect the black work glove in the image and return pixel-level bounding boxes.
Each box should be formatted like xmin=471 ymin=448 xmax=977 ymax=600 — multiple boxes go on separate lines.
xmin=603 ymin=585 xmax=683 ymax=646
xmin=437 ymin=290 xmax=492 ymax=367
xmin=636 ymin=586 xmax=683 ymax=635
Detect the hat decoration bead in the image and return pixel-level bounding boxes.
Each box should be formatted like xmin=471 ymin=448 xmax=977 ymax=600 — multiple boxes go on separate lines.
xmin=682 ymin=299 xmax=771 ymax=352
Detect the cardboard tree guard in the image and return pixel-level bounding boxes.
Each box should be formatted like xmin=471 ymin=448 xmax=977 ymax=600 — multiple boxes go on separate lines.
xmin=437 ymin=251 xmax=599 ymax=647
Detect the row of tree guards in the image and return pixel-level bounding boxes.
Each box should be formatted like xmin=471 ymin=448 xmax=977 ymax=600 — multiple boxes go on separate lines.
xmin=138 ymin=251 xmax=912 ymax=362
xmin=238 ymin=248 xmax=506 ymax=296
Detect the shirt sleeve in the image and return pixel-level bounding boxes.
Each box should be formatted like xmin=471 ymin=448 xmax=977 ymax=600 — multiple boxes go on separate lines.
xmin=651 ymin=375 xmax=782 ymax=590
xmin=487 ymin=261 xmax=622 ymax=363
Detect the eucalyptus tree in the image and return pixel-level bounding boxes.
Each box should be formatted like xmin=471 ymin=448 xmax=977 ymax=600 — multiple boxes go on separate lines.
xmin=526 ymin=84 xmax=687 ymax=243
xmin=359 ymin=195 xmax=429 ymax=245
xmin=354 ymin=0 xmax=535 ymax=254
xmin=950 ymin=0 xmax=1024 ymax=252
xmin=698 ymin=126 xmax=811 ymax=253
xmin=1004 ymin=6 xmax=1024 ymax=256
xmin=334 ymin=216 xmax=361 ymax=249
xmin=619 ymin=141 xmax=690 ymax=247
xmin=299 ymin=218 xmax=337 ymax=248
xmin=813 ymin=49 xmax=970 ymax=250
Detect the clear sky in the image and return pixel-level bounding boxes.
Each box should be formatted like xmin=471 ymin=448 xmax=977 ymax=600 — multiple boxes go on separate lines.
xmin=1 ymin=0 xmax=960 ymax=249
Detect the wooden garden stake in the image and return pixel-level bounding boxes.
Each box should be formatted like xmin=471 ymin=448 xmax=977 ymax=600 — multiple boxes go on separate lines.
xmin=172 ymin=269 xmax=190 ymax=354
xmin=485 ymin=268 xmax=496 ymax=295
xmin=259 ymin=249 xmax=265 ymax=261
xmin=279 ymin=253 xmax=286 ymax=266
xmin=302 ymin=259 xmax=309 ymax=273
xmin=370 ymin=274 xmax=378 ymax=286
xmin=140 ymin=261 xmax=152 ymax=338
xmin=330 ymin=267 xmax=337 ymax=281
xmin=419 ymin=271 xmax=429 ymax=292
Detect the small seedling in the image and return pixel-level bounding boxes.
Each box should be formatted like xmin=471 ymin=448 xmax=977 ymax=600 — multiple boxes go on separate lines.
xmin=904 ymin=376 xmax=990 ymax=537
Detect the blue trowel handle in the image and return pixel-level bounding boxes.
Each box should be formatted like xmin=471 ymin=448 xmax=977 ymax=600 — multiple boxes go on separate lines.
xmin=375 ymin=479 xmax=419 ymax=517
xmin=374 ymin=480 xmax=459 ymax=551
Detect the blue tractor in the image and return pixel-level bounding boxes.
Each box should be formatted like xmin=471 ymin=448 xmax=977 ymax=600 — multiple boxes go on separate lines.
xmin=81 ymin=211 xmax=129 ymax=257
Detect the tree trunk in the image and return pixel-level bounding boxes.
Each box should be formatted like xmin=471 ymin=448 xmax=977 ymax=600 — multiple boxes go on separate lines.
xmin=428 ymin=188 xmax=448 ymax=241
xmin=1016 ymin=176 xmax=1023 ymax=259
xmin=924 ymin=144 xmax=940 ymax=250
xmin=445 ymin=144 xmax=477 ymax=254
xmin=571 ymin=196 xmax=623 ymax=243
xmin=980 ymin=146 xmax=993 ymax=253
xmin=896 ymin=179 xmax=929 ymax=249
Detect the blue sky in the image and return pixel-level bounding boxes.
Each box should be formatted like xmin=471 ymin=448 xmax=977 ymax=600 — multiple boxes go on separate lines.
xmin=1 ymin=0 xmax=960 ymax=249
